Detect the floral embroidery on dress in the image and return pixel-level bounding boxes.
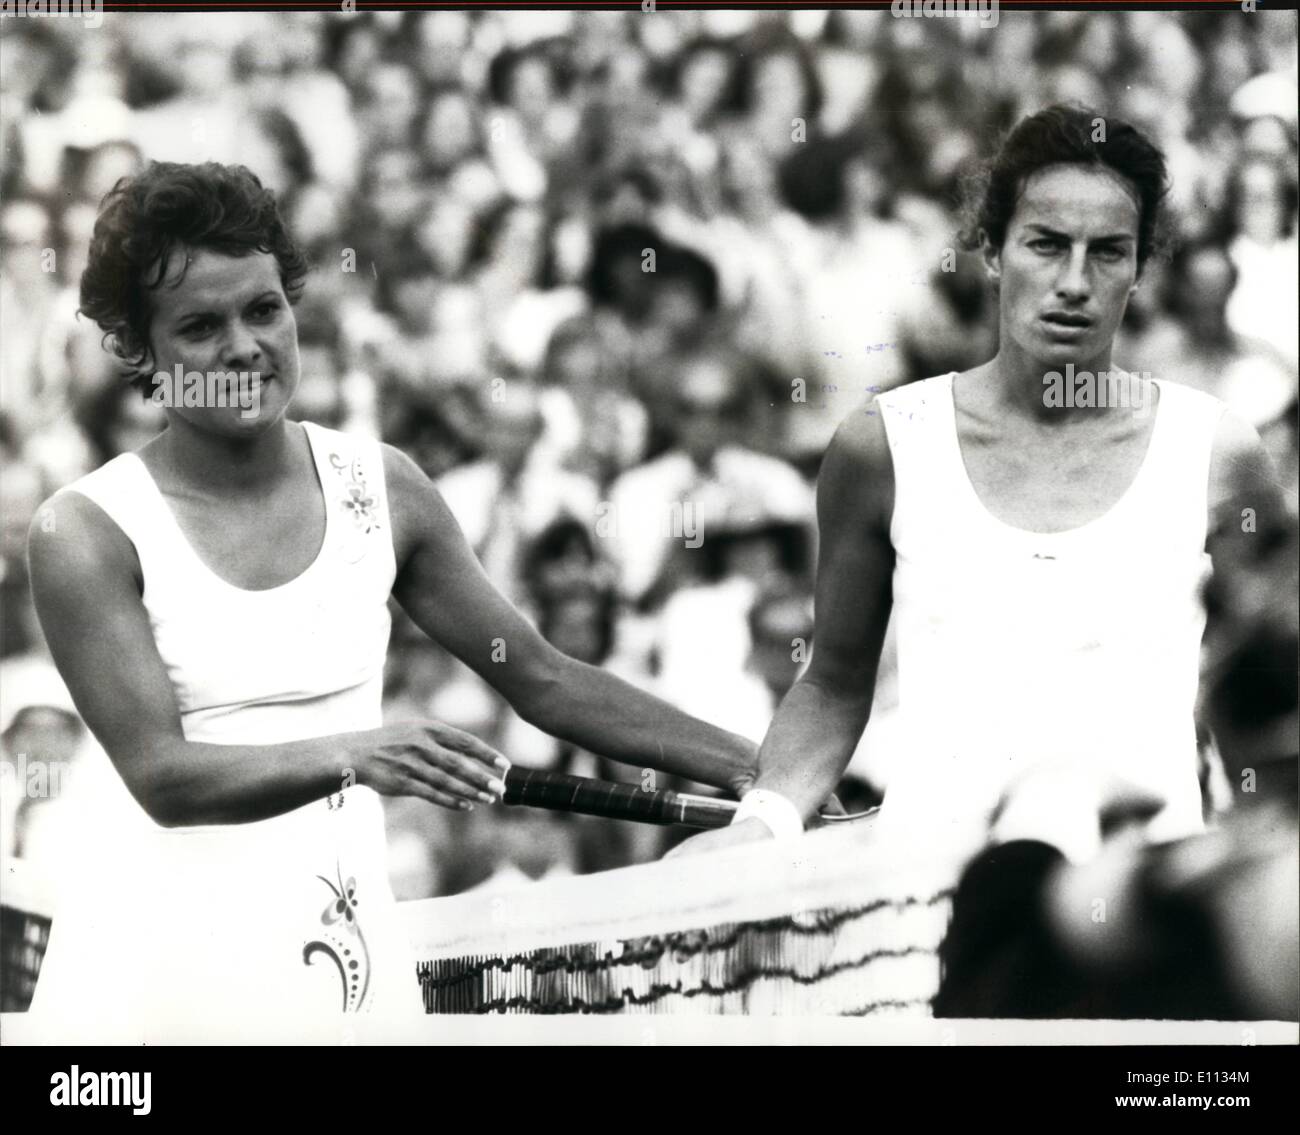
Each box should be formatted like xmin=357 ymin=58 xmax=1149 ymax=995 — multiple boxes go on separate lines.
xmin=329 ymin=451 xmax=381 ymax=535
xmin=303 ymin=863 xmax=372 ymax=1012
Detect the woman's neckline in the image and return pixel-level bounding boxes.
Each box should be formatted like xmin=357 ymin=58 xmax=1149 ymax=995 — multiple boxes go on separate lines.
xmin=129 ymin=420 xmax=332 ymax=595
xmin=945 ymin=371 xmax=1167 ymax=539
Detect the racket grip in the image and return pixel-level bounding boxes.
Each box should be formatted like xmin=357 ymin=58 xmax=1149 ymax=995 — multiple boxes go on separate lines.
xmin=502 ymin=768 xmax=737 ymax=829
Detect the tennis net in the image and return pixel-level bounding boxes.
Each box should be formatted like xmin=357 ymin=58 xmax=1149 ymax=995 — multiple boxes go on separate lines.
xmin=2 ymin=819 xmax=960 ymax=1016
xmin=402 ymin=817 xmax=959 ymax=1015
xmin=1 ymin=859 xmax=54 ymax=1012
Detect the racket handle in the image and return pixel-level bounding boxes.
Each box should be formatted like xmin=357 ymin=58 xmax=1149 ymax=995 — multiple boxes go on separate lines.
xmin=502 ymin=768 xmax=737 ymax=829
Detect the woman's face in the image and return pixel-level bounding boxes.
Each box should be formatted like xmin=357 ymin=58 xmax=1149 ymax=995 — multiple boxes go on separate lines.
xmin=987 ymin=163 xmax=1141 ymax=374
xmin=369 ymin=64 xmax=421 ymax=145
xmin=145 ymin=247 xmax=301 ymax=439
xmin=844 ymin=157 xmax=888 ymax=218
xmin=1237 ymin=160 xmax=1288 ymax=243
xmin=392 ymin=273 xmax=440 ymax=333
xmin=414 ymin=12 xmax=469 ymax=84
xmin=423 ymin=92 xmax=478 ymax=169
xmin=0 ymin=200 xmax=51 ymax=284
xmin=417 ymin=195 xmax=476 ymax=278
xmin=492 ymin=205 xmax=547 ymax=279
xmin=370 ymin=151 xmax=426 ymax=230
xmin=240 ymin=37 xmax=285 ymax=101
xmin=1183 ymin=248 xmax=1235 ymax=322
xmin=508 ymin=56 xmax=554 ymax=114
xmin=1076 ymin=13 xmax=1119 ymax=74
xmin=552 ymin=340 xmax=602 ymax=388
xmin=674 ymin=357 xmax=741 ymax=461
xmin=57 ymin=201 xmax=99 ymax=286
xmin=1240 ymin=116 xmax=1293 ymax=161
xmin=336 ymin=26 xmax=380 ymax=89
xmin=544 ymin=595 xmax=604 ymax=663
xmin=722 ymin=140 xmax=774 ymax=212
xmin=289 ymin=183 xmax=343 ymax=249
xmin=752 ymin=51 xmax=804 ymax=120
xmin=681 ymin=48 xmax=731 ymax=119
xmin=281 ymin=13 xmax=324 ymax=71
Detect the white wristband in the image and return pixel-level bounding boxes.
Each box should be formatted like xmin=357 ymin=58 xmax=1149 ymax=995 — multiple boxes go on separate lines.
xmin=732 ymin=789 xmax=804 ymax=840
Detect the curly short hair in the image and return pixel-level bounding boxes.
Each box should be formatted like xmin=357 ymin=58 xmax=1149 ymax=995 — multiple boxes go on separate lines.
xmin=79 ymin=161 xmax=309 ymax=392
xmin=958 ymin=104 xmax=1171 ymax=275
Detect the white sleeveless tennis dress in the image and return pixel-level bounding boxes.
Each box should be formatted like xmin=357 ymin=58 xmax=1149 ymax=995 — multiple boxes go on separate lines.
xmin=871 ymin=374 xmax=1224 ymax=865
xmin=31 ymin=421 xmax=423 ymax=1039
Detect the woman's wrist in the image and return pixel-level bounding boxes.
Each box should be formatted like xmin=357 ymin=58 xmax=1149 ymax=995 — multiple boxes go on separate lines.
xmin=732 ymin=788 xmax=804 ymax=840
xmin=725 ymin=737 xmax=760 ymax=798
xmin=315 ymin=732 xmax=366 ymax=794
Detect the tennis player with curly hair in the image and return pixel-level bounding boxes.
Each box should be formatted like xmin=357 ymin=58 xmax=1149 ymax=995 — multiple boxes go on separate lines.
xmin=27 ymin=161 xmax=757 ymax=1036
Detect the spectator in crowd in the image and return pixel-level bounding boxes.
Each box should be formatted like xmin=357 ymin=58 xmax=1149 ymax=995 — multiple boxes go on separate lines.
xmin=607 ymin=347 xmax=813 ymax=608
xmin=0 ymin=656 xmax=85 ymax=868
xmin=1 ymin=426 xmax=48 ymax=660
xmin=359 ymin=61 xmax=423 ymax=155
xmin=772 ymin=131 xmax=927 ymax=468
xmin=469 ymin=199 xmax=587 ymax=375
xmin=0 ymin=200 xmax=60 ymax=434
xmin=1124 ymin=242 xmax=1296 ymax=435
xmin=436 ymin=384 xmax=599 ymax=609
xmin=416 ymin=85 xmax=498 ymax=209
xmin=1224 ymin=157 xmax=1299 ymax=374
xmin=485 ymin=40 xmax=580 ymax=205
xmin=535 ymin=321 xmax=648 ymax=490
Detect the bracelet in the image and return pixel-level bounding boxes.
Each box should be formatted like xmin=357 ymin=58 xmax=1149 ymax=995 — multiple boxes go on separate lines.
xmin=732 ymin=789 xmax=804 ymax=840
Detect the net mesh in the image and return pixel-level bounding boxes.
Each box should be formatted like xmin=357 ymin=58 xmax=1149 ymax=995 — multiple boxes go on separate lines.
xmin=1 ymin=860 xmax=55 ymax=1012
xmin=2 ymin=820 xmax=960 ymax=1016
xmin=417 ymin=894 xmax=951 ymax=1015
xmin=405 ymin=819 xmax=959 ymax=1015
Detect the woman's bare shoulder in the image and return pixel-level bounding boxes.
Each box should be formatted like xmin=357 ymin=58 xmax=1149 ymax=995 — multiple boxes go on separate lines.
xmin=28 ymin=488 xmax=142 ymax=595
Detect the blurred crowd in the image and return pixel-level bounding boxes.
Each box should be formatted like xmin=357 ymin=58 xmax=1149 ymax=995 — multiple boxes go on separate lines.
xmin=1 ymin=9 xmax=1296 ymax=901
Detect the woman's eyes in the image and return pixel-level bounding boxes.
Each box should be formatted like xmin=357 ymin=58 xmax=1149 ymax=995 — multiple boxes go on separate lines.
xmin=1028 ymin=239 xmax=1126 ymax=261
xmin=179 ymin=303 xmax=279 ymax=336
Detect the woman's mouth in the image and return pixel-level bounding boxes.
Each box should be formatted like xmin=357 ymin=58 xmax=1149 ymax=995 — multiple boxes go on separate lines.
xmin=1040 ymin=312 xmax=1092 ymax=338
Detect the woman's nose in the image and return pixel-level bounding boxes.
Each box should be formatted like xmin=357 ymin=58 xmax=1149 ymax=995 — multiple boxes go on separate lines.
xmin=1054 ymin=247 xmax=1091 ymax=302
xmin=220 ymin=322 xmax=264 ymax=370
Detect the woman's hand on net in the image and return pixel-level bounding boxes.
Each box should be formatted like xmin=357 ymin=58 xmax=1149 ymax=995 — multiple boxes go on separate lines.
xmin=354 ymin=721 xmax=510 ymax=811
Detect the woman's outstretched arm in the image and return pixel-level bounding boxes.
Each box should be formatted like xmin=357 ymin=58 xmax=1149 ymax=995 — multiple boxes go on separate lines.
xmin=384 ymin=446 xmax=758 ymax=796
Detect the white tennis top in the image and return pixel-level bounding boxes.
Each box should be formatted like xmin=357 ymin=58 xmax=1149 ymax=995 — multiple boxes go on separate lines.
xmin=871 ymin=374 xmax=1224 ymax=864
xmin=32 ymin=421 xmax=422 ymax=1038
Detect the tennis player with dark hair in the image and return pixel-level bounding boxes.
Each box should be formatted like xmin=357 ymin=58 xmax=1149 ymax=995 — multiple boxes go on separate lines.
xmin=26 ymin=161 xmax=756 ymax=1034
xmin=679 ymin=104 xmax=1288 ymax=867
